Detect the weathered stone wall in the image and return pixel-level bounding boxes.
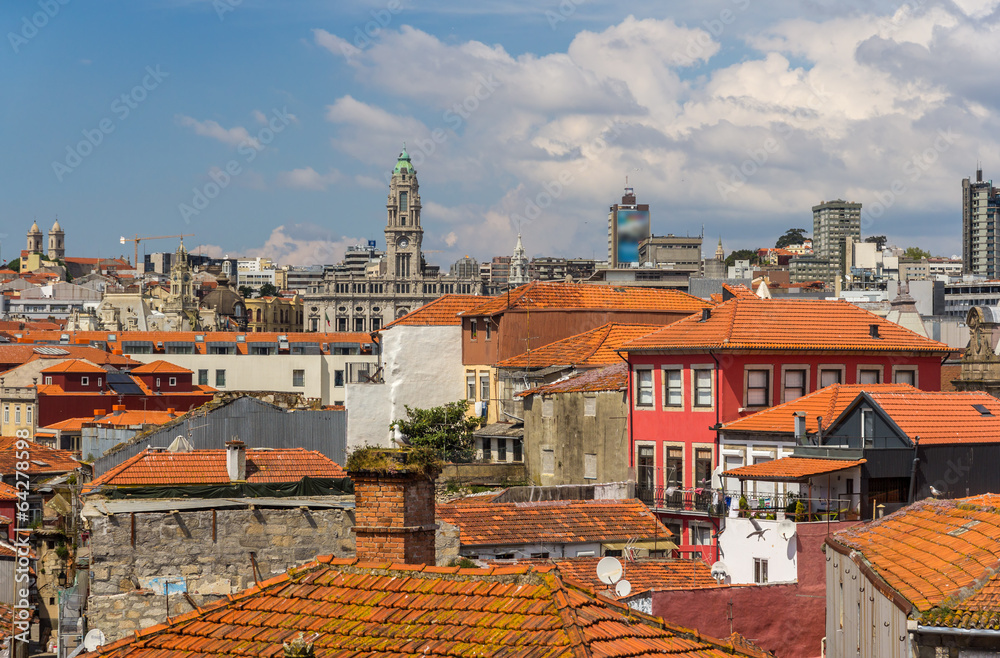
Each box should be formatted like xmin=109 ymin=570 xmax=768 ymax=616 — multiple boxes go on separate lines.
xmin=87 ymin=504 xmax=354 ymax=640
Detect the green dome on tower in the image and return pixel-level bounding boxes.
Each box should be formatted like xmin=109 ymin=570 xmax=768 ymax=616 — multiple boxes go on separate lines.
xmin=392 ymin=143 xmax=416 ymax=175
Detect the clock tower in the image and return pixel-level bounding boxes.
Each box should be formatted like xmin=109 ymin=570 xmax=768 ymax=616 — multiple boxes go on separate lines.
xmin=385 ymin=145 xmax=423 ymax=279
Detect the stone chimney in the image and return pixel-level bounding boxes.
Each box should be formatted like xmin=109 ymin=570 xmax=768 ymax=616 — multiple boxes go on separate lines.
xmin=226 ymin=439 xmax=246 ymax=481
xmin=347 ymin=449 xmax=439 ymax=566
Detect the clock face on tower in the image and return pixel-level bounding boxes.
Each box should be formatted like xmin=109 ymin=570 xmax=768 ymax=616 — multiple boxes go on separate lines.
xmin=398 ymin=237 xmax=409 ymax=248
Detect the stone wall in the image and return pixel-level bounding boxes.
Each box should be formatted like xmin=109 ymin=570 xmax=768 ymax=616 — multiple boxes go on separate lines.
xmin=86 ymin=504 xmax=355 ymax=640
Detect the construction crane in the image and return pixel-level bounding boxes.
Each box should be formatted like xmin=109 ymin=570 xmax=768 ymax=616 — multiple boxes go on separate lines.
xmin=119 ymin=234 xmax=194 ymax=269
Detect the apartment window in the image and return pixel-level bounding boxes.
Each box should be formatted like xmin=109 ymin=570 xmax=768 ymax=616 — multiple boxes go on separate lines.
xmin=309 ymin=318 xmax=319 ymax=332
xmin=353 ymin=317 xmax=365 ymax=332
xmin=98 ymin=377 xmax=102 ymax=388
xmin=858 ymin=368 xmax=881 ymax=384
xmin=215 ymin=369 xmax=226 ymax=387
xmin=513 ymin=439 xmax=522 ymax=462
xmin=81 ymin=376 xmax=89 ymax=387
xmin=636 ymin=368 xmax=654 ymax=407
xmin=26 ymin=406 xmax=32 ymax=426
xmin=292 ymin=369 xmax=305 ymax=387
xmin=861 ymin=408 xmax=875 ymax=448
xmin=4 ymin=406 xmax=9 ymax=425
xmin=485 ymin=322 xmax=491 ymax=341
xmin=664 ymin=368 xmax=682 ymax=407
xmin=893 ymin=368 xmax=916 ymax=386
xmin=482 ymin=437 xmax=492 ymax=461
xmin=371 ymin=317 xmax=381 ymax=331
xmin=746 ymin=369 xmax=770 ymax=406
xmin=44 ymin=377 xmax=52 ymax=385
xmin=690 ymin=523 xmax=711 ymax=546
xmin=155 ymin=378 xmax=161 ymax=390
xmin=470 ymin=319 xmax=478 ymax=340
xmin=638 ymin=446 xmax=655 ymax=491
xmin=337 ymin=317 xmax=348 ymax=332
xmin=480 ymin=374 xmax=490 ymax=402
xmin=782 ymin=368 xmax=807 ymax=403
xmin=819 ymin=368 xmax=843 ymax=388
xmin=466 ymin=372 xmax=476 ymax=400
xmin=666 ymin=446 xmax=683 ymax=490
xmin=497 ymin=440 xmax=507 ymax=462
xmin=695 ymin=448 xmax=713 ymax=489
xmin=584 ymin=396 xmax=597 ymax=417
xmin=694 ymin=368 xmax=713 ymax=407
xmin=14 ymin=407 xmax=20 ymax=425
xmin=754 ymin=558 xmax=769 ymax=584
xmin=334 ymin=370 xmax=345 ymax=387
xmin=198 ymin=369 xmax=208 ymax=386
xmin=665 ymin=521 xmax=682 ymax=544
xmin=584 ymin=453 xmax=597 ymax=480
xmin=168 ymin=377 xmax=177 ymax=387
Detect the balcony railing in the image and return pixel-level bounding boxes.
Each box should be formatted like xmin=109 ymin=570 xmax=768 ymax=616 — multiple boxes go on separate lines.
xmin=637 ymin=486 xmax=726 ymax=516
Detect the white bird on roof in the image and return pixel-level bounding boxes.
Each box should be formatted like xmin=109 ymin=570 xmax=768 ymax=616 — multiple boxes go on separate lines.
xmin=930 ymin=485 xmax=944 ymax=498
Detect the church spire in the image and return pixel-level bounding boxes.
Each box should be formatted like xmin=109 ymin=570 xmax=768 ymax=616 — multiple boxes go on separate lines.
xmin=510 ymin=233 xmax=528 ymax=286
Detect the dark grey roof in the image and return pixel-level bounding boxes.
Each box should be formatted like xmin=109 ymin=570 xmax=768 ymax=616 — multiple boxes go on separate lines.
xmin=473 ymin=422 xmax=524 ymax=438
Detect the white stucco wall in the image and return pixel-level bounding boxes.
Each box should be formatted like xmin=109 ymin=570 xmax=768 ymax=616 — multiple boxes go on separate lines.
xmin=344 ymin=325 xmax=465 ymax=450
xmin=718 ymin=517 xmax=798 ymax=585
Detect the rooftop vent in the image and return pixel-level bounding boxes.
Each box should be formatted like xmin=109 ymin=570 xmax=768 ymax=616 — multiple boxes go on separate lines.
xmin=701 ymin=308 xmax=711 ymax=322
xmin=869 ymin=324 xmax=880 ymax=339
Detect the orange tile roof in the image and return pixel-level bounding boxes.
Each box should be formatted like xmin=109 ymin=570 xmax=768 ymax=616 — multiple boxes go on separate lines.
xmin=0 ymin=482 xmax=19 ymax=501
xmin=623 ymin=298 xmax=950 ymax=353
xmin=518 ymin=363 xmax=628 ymax=397
xmin=0 ymin=345 xmax=136 ymax=368
xmin=497 ymin=323 xmax=662 ymax=369
xmin=551 ymin=557 xmax=723 ymax=596
xmin=722 ymin=456 xmax=865 ymax=481
xmin=129 ymin=360 xmax=191 ymax=374
xmin=381 ymin=294 xmax=487 ymax=329
xmin=44 ymin=410 xmax=181 ymax=432
xmin=721 ymin=384 xmax=919 ymax=435
xmin=86 ymin=557 xmax=767 ymax=658
xmin=461 ymin=281 xmax=712 ymax=316
xmin=86 ymin=447 xmax=345 ymax=489
xmin=0 ymin=438 xmax=81 ymax=475
xmin=722 ymin=283 xmax=757 ymax=299
xmin=436 ymin=499 xmax=671 ymax=547
xmin=864 ymin=390 xmax=1000 ymax=445
xmin=39 ymin=359 xmax=107 ymax=374
xmin=832 ymin=496 xmax=1000 ymax=617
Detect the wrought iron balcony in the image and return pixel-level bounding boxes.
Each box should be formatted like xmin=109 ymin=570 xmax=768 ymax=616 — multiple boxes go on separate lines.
xmin=636 ymin=486 xmax=726 ymax=517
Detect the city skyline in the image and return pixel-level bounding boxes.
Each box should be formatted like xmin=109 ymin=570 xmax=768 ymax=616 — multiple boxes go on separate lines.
xmin=4 ymin=1 xmax=995 ymax=268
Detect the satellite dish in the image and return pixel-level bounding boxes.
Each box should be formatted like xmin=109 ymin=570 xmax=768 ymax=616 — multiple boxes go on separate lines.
xmin=710 ymin=560 xmax=729 ymax=583
xmin=615 ymin=579 xmax=632 ymax=597
xmin=84 ymin=629 xmax=107 ymax=651
xmin=596 ymin=556 xmax=623 ymax=585
xmin=777 ymin=519 xmax=797 ymax=540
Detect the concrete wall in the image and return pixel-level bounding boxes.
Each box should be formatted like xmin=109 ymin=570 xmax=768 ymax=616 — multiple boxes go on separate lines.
xmin=85 ymin=504 xmax=355 ymax=641
xmin=523 ymin=390 xmax=628 ymax=486
xmin=438 ymin=462 xmax=527 ymax=486
xmin=345 ymin=325 xmax=465 ymax=449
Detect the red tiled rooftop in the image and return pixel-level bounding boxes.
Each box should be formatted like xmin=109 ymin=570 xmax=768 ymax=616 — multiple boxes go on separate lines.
xmin=721 ymin=384 xmax=919 ymax=435
xmin=0 ymin=438 xmax=81 ymax=475
xmin=497 ymin=323 xmax=662 ymax=369
xmin=39 ymin=359 xmax=107 ymax=374
xmin=832 ymin=496 xmax=1000 ymax=616
xmin=461 ymin=281 xmax=711 ymax=316
xmin=86 ymin=447 xmax=346 ymax=490
xmin=722 ymin=457 xmax=865 ymax=481
xmin=381 ymin=294 xmax=488 ymax=329
xmin=129 ymin=360 xmax=192 ymax=375
xmin=865 ymin=390 xmax=1000 ymax=445
xmin=436 ymin=499 xmax=671 ymax=547
xmin=85 ymin=557 xmax=766 ymax=658
xmin=518 ymin=363 xmax=628 ymax=397
xmin=0 ymin=482 xmax=18 ymax=501
xmin=623 ymin=298 xmax=950 ymax=353
xmin=551 ymin=557 xmax=722 ymax=597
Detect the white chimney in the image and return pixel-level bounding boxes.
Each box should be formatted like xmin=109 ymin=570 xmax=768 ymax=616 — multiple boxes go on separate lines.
xmin=226 ymin=439 xmax=246 ymax=481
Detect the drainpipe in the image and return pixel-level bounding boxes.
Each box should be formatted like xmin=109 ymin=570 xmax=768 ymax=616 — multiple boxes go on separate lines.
xmin=616 ymin=349 xmax=634 ymax=471
xmin=906 ymin=435 xmax=921 ymax=504
xmin=709 ymin=351 xmax=722 ymax=562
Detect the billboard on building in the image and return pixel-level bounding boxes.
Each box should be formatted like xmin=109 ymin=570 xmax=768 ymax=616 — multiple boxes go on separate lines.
xmin=616 ymin=209 xmax=650 ymax=265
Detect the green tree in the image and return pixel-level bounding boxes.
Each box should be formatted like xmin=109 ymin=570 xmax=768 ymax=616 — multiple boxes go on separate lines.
xmin=4 ymin=259 xmax=19 ymax=272
xmin=864 ymin=235 xmax=888 ymax=250
xmin=237 ymin=285 xmax=253 ymax=298
xmin=390 ymin=401 xmax=484 ymax=460
xmin=257 ymin=282 xmax=279 ymax=298
xmin=725 ymin=249 xmax=760 ymax=268
xmin=903 ymin=247 xmax=931 ymax=260
xmin=775 ymin=228 xmax=808 ymax=249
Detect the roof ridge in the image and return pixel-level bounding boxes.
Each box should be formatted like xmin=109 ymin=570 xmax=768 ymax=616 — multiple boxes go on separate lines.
xmin=577 ymin=323 xmax=615 ymax=364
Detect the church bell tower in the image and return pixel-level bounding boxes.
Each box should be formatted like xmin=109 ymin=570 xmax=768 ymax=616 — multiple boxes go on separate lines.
xmin=385 ymin=145 xmax=423 ymax=279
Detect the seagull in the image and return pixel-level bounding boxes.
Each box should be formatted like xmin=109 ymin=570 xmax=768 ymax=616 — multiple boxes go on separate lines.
xmin=930 ymin=486 xmax=944 ymax=498
xmin=747 ymin=517 xmax=769 ymax=541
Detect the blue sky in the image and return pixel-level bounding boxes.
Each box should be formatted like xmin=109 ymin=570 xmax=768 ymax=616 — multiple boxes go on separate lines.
xmin=4 ymin=0 xmax=999 ymax=267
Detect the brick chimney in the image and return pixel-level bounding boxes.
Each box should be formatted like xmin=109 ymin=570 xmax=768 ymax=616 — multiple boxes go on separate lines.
xmin=347 ymin=449 xmax=439 ymax=566
xmin=226 ymin=439 xmax=246 ymax=481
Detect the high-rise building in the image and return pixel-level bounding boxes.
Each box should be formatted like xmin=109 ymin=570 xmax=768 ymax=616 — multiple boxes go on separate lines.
xmin=962 ymin=168 xmax=1000 ymax=277
xmin=607 ymin=186 xmax=650 ymax=268
xmin=790 ymin=199 xmax=861 ymax=287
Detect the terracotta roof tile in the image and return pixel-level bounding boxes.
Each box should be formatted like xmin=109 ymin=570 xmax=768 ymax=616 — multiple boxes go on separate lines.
xmin=381 ymin=294 xmax=488 ymax=329
xmin=552 ymin=557 xmax=723 ymax=596
xmin=85 ymin=559 xmax=766 ymax=658
xmin=129 ymin=360 xmax=192 ymax=374
xmin=833 ymin=496 xmax=1000 ymax=617
xmin=721 ymin=384 xmax=919 ymax=435
xmin=436 ymin=499 xmax=671 ymax=547
xmin=624 ymin=298 xmax=950 ymax=353
xmin=461 ymin=281 xmax=711 ymax=317
xmin=85 ymin=447 xmax=345 ymax=489
xmin=497 ymin=323 xmax=662 ymax=369
xmin=865 ymin=390 xmax=1000 ymax=445
xmin=723 ymin=457 xmax=865 ymax=481
xmin=39 ymin=359 xmax=108 ymax=374
xmin=518 ymin=363 xmax=628 ymax=397
xmin=0 ymin=438 xmax=81 ymax=475
xmin=0 ymin=482 xmax=19 ymax=501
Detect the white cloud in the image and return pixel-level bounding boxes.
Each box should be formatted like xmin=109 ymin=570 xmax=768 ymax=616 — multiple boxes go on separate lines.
xmin=176 ymin=115 xmax=260 ymax=149
xmin=277 ymin=167 xmax=342 ymax=190
xmin=194 ymin=224 xmax=366 ymax=267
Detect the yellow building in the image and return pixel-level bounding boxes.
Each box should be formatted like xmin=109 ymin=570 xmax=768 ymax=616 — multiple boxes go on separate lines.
xmin=244 ymin=294 xmax=303 ymax=333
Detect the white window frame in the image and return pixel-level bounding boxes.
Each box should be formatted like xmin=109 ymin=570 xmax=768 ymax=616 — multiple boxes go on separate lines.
xmin=818 ymin=365 xmax=846 ymax=389
xmin=81 ymin=376 xmax=89 ymax=386
xmin=891 ymin=366 xmax=918 ymax=387
xmin=744 ymin=366 xmax=773 ymax=408
xmin=754 ymin=557 xmax=769 ymax=584
xmin=466 ymin=372 xmax=476 ymax=400
xmin=690 ymin=522 xmax=711 ymax=546
xmin=292 ymin=370 xmax=304 ymax=387
xmin=692 ymin=364 xmax=714 ymax=409
xmin=856 ymin=366 xmax=883 ymax=385
xmin=26 ymin=406 xmax=32 ymax=427
xmin=780 ymin=364 xmax=809 ymax=404
xmin=14 ymin=406 xmax=20 ymax=425
xmin=662 ymin=365 xmax=684 ymax=409
xmin=479 ymin=373 xmax=490 ymax=402
xmin=3 ymin=405 xmax=8 ymax=425
xmin=168 ymin=377 xmax=177 ymax=387
xmin=583 ymin=395 xmax=597 ymax=417
xmin=634 ymin=367 xmax=654 ymax=409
